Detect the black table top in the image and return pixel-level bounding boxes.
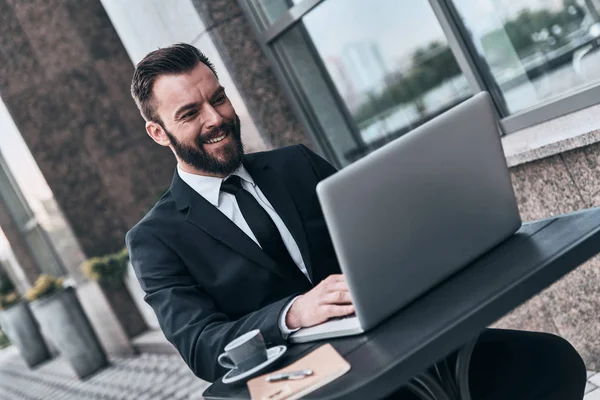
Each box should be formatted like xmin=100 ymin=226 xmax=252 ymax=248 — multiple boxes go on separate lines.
xmin=203 ymin=207 xmax=600 ymax=400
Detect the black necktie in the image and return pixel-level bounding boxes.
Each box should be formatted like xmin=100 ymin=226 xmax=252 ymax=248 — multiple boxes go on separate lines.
xmin=220 ymin=176 xmax=298 ymax=271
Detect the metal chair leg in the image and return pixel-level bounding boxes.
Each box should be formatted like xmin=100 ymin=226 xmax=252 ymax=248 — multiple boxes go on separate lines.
xmin=406 ymin=336 xmax=479 ymax=400
xmin=408 ymin=371 xmax=453 ymax=400
xmin=434 ymin=358 xmax=460 ymax=399
xmin=406 ymin=380 xmax=437 ymax=400
xmin=454 ymin=338 xmax=478 ymax=400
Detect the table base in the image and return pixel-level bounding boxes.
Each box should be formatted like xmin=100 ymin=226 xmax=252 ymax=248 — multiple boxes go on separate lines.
xmin=407 ymin=338 xmax=478 ymax=400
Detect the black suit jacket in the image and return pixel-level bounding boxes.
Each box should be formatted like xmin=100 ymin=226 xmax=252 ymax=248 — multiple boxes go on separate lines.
xmin=126 ymin=144 xmax=341 ymax=382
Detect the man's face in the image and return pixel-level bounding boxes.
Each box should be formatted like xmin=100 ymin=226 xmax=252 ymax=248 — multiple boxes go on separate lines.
xmin=147 ymin=63 xmax=243 ymax=177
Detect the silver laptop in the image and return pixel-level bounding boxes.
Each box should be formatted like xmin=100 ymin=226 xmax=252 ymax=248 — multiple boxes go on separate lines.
xmin=289 ymin=92 xmax=521 ymax=343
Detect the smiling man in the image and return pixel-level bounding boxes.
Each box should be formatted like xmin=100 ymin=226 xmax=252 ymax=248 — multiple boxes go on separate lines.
xmin=126 ymin=43 xmax=586 ymax=399
xmin=126 ymin=44 xmax=353 ymax=382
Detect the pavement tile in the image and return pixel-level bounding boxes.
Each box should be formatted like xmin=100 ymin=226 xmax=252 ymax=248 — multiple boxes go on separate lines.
xmin=0 ymin=346 xmax=209 ymax=399
xmin=586 ymin=388 xmax=600 ymax=400
xmin=590 ymin=373 xmax=600 ymax=387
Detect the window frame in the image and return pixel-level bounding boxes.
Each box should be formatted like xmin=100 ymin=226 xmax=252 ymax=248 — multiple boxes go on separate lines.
xmin=241 ymin=0 xmax=600 ymax=158
xmin=0 ymin=152 xmax=66 ymax=277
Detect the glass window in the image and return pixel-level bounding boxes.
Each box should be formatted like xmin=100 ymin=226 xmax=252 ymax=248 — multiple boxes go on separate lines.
xmin=452 ymin=0 xmax=600 ymax=114
xmin=276 ymin=0 xmax=471 ymax=163
xmin=250 ymin=0 xmax=298 ymax=26
xmin=22 ymin=223 xmax=65 ymax=277
xmin=0 ymin=154 xmax=65 ymax=277
xmin=0 ymin=97 xmax=70 ymax=278
xmin=274 ymin=25 xmax=363 ymax=165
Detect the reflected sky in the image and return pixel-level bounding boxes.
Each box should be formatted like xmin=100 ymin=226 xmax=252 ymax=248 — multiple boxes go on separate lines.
xmin=302 ymin=0 xmax=568 ymax=70
xmin=303 ymin=0 xmax=445 ymax=71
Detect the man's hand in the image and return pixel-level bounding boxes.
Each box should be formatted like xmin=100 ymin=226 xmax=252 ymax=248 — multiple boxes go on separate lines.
xmin=285 ymin=274 xmax=354 ymax=329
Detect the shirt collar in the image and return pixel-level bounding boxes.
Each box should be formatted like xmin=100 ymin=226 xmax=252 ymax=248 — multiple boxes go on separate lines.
xmin=177 ymin=164 xmax=255 ymax=207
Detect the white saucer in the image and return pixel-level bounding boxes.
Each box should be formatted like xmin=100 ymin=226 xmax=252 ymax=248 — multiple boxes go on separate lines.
xmin=222 ymin=345 xmax=287 ymax=384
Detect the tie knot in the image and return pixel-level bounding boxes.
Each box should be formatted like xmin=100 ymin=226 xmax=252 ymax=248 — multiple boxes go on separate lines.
xmin=220 ymin=175 xmax=243 ymax=195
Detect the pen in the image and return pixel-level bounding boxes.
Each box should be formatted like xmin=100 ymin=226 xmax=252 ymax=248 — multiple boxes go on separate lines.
xmin=266 ymin=369 xmax=313 ymax=382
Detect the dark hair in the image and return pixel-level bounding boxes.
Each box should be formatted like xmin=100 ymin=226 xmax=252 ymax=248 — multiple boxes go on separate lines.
xmin=130 ymin=43 xmax=218 ymax=123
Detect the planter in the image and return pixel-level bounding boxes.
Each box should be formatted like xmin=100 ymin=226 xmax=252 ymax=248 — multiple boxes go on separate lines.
xmin=0 ymin=301 xmax=52 ymax=368
xmin=30 ymin=286 xmax=108 ymax=379
xmin=99 ymin=280 xmax=148 ymax=338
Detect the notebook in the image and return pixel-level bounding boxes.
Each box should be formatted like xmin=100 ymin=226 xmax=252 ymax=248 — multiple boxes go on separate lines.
xmin=247 ymin=344 xmax=350 ymax=400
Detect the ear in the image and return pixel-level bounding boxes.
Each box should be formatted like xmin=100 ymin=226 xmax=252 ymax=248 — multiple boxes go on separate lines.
xmin=146 ymin=121 xmax=171 ymax=147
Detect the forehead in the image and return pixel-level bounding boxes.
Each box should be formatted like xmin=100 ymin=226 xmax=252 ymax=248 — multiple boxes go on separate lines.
xmin=152 ymin=63 xmax=219 ymax=115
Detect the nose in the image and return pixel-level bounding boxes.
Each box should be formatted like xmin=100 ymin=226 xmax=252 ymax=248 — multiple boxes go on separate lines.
xmin=202 ymin=104 xmax=224 ymax=131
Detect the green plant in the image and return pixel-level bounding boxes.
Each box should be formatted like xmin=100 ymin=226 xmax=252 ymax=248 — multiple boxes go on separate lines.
xmin=0 ymin=328 xmax=10 ymax=349
xmin=0 ymin=267 xmax=22 ymax=310
xmin=0 ymin=291 xmax=20 ymax=310
xmin=81 ymin=248 xmax=129 ymax=284
xmin=25 ymin=275 xmax=64 ymax=302
xmin=0 ymin=266 xmax=15 ymax=296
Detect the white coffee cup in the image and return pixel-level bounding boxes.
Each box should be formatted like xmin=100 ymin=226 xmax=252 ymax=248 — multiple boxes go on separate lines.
xmin=217 ymin=330 xmax=268 ymax=372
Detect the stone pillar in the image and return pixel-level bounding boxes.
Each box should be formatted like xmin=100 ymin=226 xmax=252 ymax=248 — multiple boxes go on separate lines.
xmin=0 ymin=0 xmax=175 ymax=257
xmin=191 ymin=0 xmax=313 ymax=149
xmin=0 ymin=0 xmax=174 ymax=341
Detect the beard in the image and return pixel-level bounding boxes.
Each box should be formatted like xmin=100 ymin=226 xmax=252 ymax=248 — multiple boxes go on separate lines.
xmin=164 ymin=114 xmax=244 ymax=176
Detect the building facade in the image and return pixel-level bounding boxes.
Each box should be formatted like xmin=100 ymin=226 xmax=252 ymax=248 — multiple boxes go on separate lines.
xmin=1 ymin=0 xmax=600 ymax=368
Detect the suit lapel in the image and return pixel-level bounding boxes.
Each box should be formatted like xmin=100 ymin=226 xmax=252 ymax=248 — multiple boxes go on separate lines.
xmin=244 ymin=157 xmax=315 ymax=282
xmin=170 ymin=171 xmax=292 ymax=280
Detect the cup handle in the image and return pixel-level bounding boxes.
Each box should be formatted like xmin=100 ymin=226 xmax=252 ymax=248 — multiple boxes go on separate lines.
xmin=217 ymin=353 xmax=236 ymax=369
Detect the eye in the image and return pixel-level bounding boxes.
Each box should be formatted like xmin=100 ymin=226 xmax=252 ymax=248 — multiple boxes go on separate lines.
xmin=182 ymin=110 xmax=197 ymax=119
xmin=214 ymin=94 xmax=226 ymax=104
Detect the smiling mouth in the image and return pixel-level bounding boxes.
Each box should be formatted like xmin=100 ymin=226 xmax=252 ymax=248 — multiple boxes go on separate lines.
xmin=204 ymin=131 xmax=229 ymax=144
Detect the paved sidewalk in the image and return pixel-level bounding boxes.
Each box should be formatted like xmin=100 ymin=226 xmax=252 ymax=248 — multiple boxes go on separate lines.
xmin=587 ymin=371 xmax=600 ymax=399
xmin=2 ymin=344 xmax=600 ymax=399
xmin=0 ymin=346 xmax=209 ymax=399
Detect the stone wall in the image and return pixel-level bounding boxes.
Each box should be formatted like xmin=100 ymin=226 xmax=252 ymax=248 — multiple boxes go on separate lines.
xmin=495 ymin=141 xmax=600 ymax=369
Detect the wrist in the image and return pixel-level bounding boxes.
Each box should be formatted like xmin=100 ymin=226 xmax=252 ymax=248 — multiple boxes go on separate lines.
xmin=285 ymin=297 xmax=303 ymax=329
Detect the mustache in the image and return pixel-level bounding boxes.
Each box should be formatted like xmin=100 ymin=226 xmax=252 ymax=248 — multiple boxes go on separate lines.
xmin=198 ymin=121 xmax=237 ymax=144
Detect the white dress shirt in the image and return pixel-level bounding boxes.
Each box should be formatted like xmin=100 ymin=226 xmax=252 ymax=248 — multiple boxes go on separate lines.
xmin=177 ymin=165 xmax=307 ymax=336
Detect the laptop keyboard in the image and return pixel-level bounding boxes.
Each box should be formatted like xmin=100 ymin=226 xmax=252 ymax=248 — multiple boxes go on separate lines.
xmin=327 ymin=313 xmax=356 ymax=322
xmin=289 ymin=312 xmax=362 ymax=342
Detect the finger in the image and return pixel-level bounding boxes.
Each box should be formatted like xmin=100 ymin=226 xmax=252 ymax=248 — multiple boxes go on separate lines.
xmin=321 ymin=304 xmax=355 ymax=319
xmin=324 ymin=281 xmax=350 ymax=293
xmin=325 ymin=274 xmax=345 ymax=284
xmin=322 ymin=290 xmax=353 ymax=305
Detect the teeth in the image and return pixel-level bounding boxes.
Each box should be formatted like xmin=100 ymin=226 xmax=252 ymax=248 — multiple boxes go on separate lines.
xmin=206 ymin=133 xmax=227 ymax=144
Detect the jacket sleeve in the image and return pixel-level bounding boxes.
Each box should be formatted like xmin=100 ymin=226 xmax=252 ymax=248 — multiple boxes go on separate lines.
xmin=126 ymin=227 xmax=296 ymax=382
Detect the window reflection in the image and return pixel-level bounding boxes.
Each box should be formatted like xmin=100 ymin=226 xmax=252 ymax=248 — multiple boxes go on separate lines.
xmin=452 ymin=0 xmax=600 ymax=113
xmin=300 ymin=0 xmax=472 ymax=160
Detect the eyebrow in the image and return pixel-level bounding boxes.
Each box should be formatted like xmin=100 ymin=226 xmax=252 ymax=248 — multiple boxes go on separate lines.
xmin=173 ymin=86 xmax=226 ymax=121
xmin=173 ymin=103 xmax=198 ymax=120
